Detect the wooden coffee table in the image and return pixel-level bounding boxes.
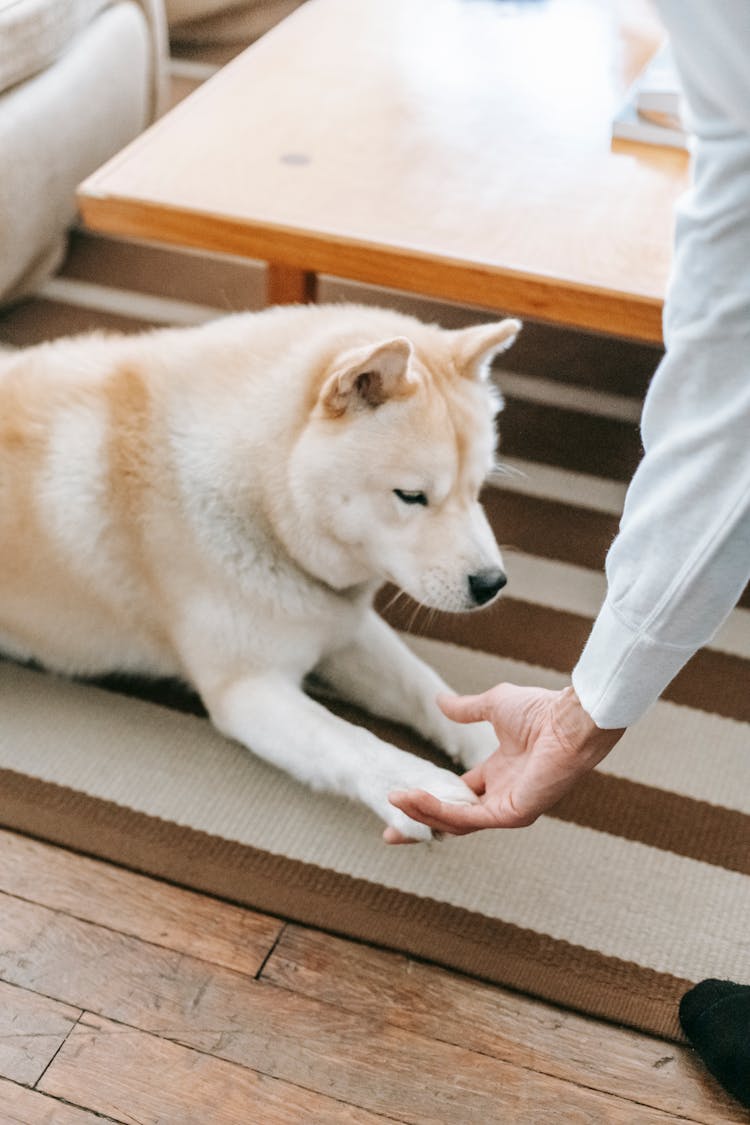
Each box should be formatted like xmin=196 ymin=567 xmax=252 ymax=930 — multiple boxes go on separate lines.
xmin=77 ymin=0 xmax=690 ymax=342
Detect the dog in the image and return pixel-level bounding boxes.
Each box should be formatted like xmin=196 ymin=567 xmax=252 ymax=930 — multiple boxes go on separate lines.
xmin=0 ymin=303 xmax=520 ymax=841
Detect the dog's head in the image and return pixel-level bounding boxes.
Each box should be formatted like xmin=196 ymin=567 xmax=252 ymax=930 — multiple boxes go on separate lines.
xmin=290 ymin=314 xmax=520 ymax=612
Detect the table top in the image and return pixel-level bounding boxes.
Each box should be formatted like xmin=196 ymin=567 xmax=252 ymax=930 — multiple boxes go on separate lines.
xmin=78 ymin=0 xmax=691 ymax=341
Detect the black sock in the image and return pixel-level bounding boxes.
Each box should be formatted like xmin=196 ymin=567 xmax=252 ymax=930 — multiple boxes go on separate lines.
xmin=679 ymin=979 xmax=750 ymax=1109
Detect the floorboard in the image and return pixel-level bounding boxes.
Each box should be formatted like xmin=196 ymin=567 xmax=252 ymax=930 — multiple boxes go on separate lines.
xmin=39 ymin=1013 xmax=392 ymax=1125
xmin=0 ymin=828 xmax=282 ymax=977
xmin=0 ymin=1076 xmax=121 ymax=1125
xmin=261 ymin=925 xmax=741 ymax=1122
xmin=0 ymin=981 xmax=80 ymax=1087
xmin=0 ymin=831 xmax=742 ymax=1123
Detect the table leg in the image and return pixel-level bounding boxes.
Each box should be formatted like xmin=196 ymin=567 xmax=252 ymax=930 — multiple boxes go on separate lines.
xmin=266 ymin=264 xmax=317 ymax=305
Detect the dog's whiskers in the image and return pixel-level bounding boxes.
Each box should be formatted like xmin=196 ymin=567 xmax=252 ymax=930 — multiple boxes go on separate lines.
xmin=423 ymin=605 xmax=440 ymax=635
xmin=489 ymin=459 xmax=526 ymax=481
xmin=381 ymin=586 xmax=409 ymax=616
xmin=406 ymin=599 xmax=424 ymax=634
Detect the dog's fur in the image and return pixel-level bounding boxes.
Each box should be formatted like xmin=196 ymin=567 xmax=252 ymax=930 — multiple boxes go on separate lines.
xmin=0 ymin=303 xmax=520 ymax=840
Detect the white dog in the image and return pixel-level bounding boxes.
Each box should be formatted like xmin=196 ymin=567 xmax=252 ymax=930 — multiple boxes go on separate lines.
xmin=0 ymin=304 xmax=520 ymax=841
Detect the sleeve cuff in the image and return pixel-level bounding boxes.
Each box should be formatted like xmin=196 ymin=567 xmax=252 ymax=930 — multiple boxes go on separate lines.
xmin=571 ymin=601 xmax=697 ymax=729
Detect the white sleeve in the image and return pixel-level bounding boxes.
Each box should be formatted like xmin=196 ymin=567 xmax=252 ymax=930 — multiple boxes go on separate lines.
xmin=572 ymin=0 xmax=750 ymax=729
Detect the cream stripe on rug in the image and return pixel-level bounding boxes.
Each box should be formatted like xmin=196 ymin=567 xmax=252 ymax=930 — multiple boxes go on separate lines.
xmin=1 ymin=656 xmax=748 ymax=994
xmin=489 ymin=456 xmax=627 ymax=516
xmin=407 ymin=636 xmax=750 ymax=813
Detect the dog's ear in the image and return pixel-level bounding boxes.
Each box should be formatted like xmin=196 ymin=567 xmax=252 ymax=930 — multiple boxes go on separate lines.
xmin=451 ymin=319 xmax=522 ymax=380
xmin=317 ymin=337 xmax=415 ymax=417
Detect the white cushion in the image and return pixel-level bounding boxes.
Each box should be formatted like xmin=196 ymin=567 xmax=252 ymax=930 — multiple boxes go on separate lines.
xmin=0 ymin=1 xmax=152 ymax=302
xmin=0 ymin=0 xmax=114 ymax=94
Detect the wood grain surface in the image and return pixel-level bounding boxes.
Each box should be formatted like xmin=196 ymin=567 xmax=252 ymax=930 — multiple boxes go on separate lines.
xmin=78 ymin=0 xmax=690 ymax=340
xmin=0 ymin=831 xmax=742 ymax=1123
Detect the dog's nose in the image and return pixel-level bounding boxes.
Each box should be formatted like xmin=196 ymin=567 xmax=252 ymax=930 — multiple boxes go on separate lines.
xmin=468 ymin=568 xmax=507 ymax=606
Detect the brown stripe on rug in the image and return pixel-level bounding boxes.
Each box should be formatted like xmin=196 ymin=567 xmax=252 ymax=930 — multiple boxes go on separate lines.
xmin=0 ymin=297 xmax=159 ymax=345
xmin=552 ymin=772 xmax=750 ymax=875
xmin=482 ymin=487 xmax=618 ymax=570
xmin=0 ymin=765 xmax=697 ymax=1042
xmin=378 ymin=594 xmax=750 ymax=723
xmin=482 ymin=486 xmax=750 ymax=608
xmin=498 ymin=398 xmax=642 ymax=482
xmin=496 ymin=317 xmax=660 ymax=398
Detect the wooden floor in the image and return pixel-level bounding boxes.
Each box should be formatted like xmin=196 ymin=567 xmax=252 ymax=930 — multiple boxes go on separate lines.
xmin=0 ymin=826 xmax=742 ymax=1124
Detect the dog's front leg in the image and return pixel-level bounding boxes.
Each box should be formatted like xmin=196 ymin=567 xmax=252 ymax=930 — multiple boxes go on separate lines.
xmin=315 ymin=610 xmax=497 ymax=770
xmin=199 ymin=670 xmax=478 ymax=842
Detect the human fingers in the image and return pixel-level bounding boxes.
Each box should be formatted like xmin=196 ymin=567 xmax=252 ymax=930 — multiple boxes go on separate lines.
xmin=459 ymin=762 xmax=488 ymax=795
xmin=388 ymin=788 xmax=503 ymax=834
xmin=436 ymin=691 xmax=492 ymax=725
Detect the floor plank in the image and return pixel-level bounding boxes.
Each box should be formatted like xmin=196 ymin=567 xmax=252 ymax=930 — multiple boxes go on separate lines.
xmin=262 ymin=925 xmax=743 ymax=1123
xmin=0 ymin=828 xmax=283 ymax=977
xmin=0 ymin=980 xmax=80 ymax=1086
xmin=39 ymin=1013 xmax=394 ymax=1125
xmin=0 ymin=893 xmax=686 ymax=1124
xmin=0 ymin=1076 xmax=121 ymax=1124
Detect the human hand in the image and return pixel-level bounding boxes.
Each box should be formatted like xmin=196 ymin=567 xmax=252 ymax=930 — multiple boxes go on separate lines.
xmin=385 ymin=683 xmax=625 ymax=843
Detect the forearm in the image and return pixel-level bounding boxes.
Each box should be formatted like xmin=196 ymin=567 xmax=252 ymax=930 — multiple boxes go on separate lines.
xmin=573 ymin=0 xmax=750 ymax=728
xmin=573 ymin=331 xmax=750 ymax=728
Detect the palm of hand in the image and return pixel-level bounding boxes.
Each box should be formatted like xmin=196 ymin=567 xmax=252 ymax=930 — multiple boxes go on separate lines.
xmin=385 ymin=684 xmax=623 ymax=843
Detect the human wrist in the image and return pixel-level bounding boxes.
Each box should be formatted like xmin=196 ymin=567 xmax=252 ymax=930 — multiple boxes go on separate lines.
xmin=551 ymin=686 xmax=626 ymax=763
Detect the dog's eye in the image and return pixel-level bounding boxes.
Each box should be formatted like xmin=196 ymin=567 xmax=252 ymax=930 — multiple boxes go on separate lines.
xmin=394 ymin=489 xmax=428 ymax=507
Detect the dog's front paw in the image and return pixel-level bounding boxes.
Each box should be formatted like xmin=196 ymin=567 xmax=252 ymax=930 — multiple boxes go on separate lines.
xmin=376 ymin=765 xmax=479 ymax=843
xmin=385 ymin=805 xmax=435 ymax=844
xmin=443 ymin=720 xmax=498 ymax=771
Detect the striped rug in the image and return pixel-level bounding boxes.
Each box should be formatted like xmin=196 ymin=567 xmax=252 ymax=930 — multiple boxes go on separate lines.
xmin=1 ymin=232 xmax=748 ymax=1044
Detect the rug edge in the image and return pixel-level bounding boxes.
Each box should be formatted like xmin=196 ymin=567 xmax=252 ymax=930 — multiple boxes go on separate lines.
xmin=0 ymin=766 xmax=689 ymax=1042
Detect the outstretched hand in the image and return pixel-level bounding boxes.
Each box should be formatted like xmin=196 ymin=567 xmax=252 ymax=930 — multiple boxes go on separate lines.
xmin=385 ymin=684 xmax=625 ymax=843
